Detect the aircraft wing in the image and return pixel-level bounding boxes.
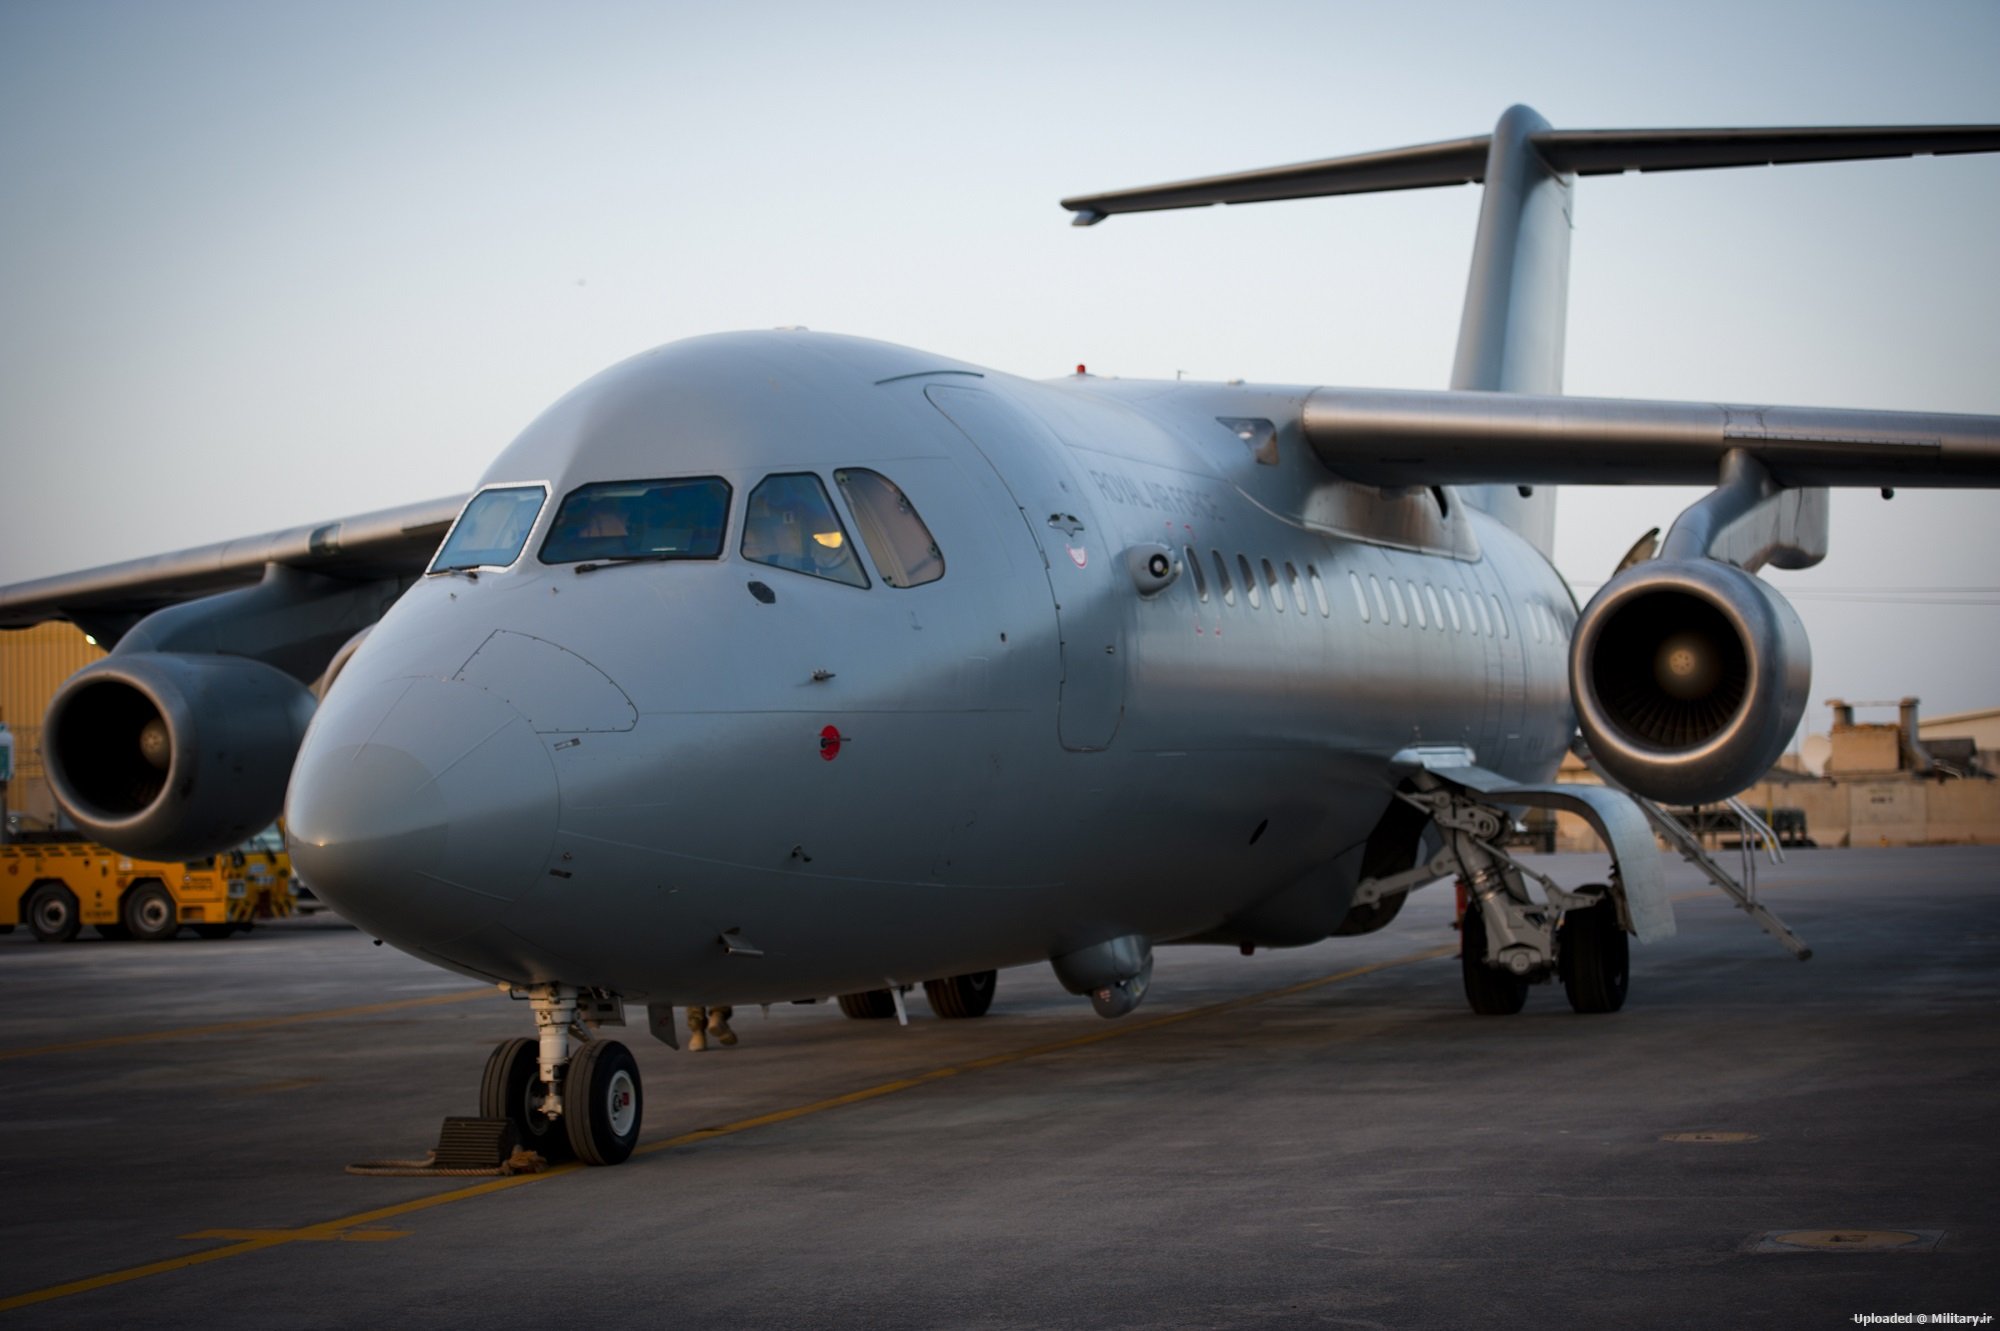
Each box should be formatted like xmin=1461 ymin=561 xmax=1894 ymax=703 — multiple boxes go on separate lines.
xmin=0 ymin=494 xmax=466 ymax=641
xmin=1301 ymin=389 xmax=2000 ymax=489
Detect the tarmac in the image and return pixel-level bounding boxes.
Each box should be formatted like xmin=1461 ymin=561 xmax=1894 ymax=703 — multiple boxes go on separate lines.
xmin=2 ymin=845 xmax=1996 ymax=1329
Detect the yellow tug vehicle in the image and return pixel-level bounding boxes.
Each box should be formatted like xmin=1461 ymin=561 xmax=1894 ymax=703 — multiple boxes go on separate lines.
xmin=0 ymin=829 xmax=295 ymax=943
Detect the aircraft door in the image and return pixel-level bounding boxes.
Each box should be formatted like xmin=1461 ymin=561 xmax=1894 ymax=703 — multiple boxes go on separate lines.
xmin=924 ymin=384 xmax=1123 ymax=751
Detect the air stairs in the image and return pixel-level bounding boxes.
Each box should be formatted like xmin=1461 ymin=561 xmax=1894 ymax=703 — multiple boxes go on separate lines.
xmin=1573 ymin=745 xmax=1812 ymax=961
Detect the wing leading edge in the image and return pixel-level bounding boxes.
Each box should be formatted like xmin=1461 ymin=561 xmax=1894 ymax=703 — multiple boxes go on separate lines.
xmin=0 ymin=494 xmax=466 ymax=642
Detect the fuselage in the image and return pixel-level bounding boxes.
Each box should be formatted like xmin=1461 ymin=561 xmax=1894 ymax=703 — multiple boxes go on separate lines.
xmin=286 ymin=330 xmax=1576 ymax=1002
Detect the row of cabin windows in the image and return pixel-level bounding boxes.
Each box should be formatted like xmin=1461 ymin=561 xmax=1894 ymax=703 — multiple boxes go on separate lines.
xmin=1347 ymin=570 xmax=1511 ymax=639
xmin=430 ymin=470 xmax=946 ymax=591
xmin=1173 ymin=546 xmax=1572 ymax=649
xmin=1341 ymin=569 xmax=1573 ymax=645
xmin=1183 ymin=548 xmax=1334 ymax=617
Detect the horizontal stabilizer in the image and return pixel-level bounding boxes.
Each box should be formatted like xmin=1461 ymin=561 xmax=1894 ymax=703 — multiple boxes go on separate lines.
xmin=1062 ymin=121 xmax=2000 ymax=223
xmin=1301 ymin=388 xmax=2000 ymax=489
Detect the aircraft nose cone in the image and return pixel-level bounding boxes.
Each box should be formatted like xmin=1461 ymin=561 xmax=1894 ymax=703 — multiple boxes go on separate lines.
xmin=287 ymin=677 xmax=558 ymax=950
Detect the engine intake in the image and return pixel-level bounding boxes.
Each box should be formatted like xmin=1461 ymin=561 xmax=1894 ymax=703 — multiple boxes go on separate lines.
xmin=45 ymin=652 xmax=316 ymax=860
xmin=1571 ymin=560 xmax=1809 ymax=806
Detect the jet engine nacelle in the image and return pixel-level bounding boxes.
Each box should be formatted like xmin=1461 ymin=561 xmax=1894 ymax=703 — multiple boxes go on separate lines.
xmin=1570 ymin=559 xmax=1810 ymax=807
xmin=44 ymin=652 xmax=317 ymax=861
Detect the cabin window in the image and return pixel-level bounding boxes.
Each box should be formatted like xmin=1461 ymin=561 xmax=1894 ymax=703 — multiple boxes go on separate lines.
xmin=1388 ymin=579 xmax=1409 ymax=627
xmin=1424 ymin=584 xmax=1444 ymax=631
xmin=1368 ymin=574 xmax=1389 ymax=623
xmin=1261 ymin=559 xmax=1285 ymax=613
xmin=740 ymin=474 xmax=867 ymax=587
xmin=1442 ymin=585 xmax=1462 ymax=631
xmin=1237 ymin=555 xmax=1261 ymax=609
xmin=433 ymin=485 xmax=546 ymax=572
xmin=1287 ymin=562 xmax=1307 ymax=615
xmin=1490 ymin=594 xmax=1509 ymax=638
xmin=1211 ymin=550 xmax=1235 ymax=606
xmin=1456 ymin=588 xmax=1478 ymax=635
xmin=1309 ymin=566 xmax=1331 ymax=617
xmin=835 ymin=469 xmax=944 ymax=588
xmin=1349 ymin=571 xmax=1370 ymax=622
xmin=1406 ymin=580 xmax=1427 ymax=629
xmin=541 ymin=477 xmax=728 ymax=566
xmin=1176 ymin=543 xmax=1208 ymax=599
xmin=1186 ymin=546 xmax=1208 ymax=601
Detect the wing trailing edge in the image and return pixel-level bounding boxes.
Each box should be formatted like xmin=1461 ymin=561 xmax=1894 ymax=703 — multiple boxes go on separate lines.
xmin=1301 ymin=388 xmax=2000 ymax=489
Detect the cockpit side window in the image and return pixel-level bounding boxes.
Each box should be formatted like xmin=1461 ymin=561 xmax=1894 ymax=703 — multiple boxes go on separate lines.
xmin=834 ymin=469 xmax=944 ymax=588
xmin=742 ymin=473 xmax=868 ymax=588
xmin=431 ymin=485 xmax=547 ymax=573
xmin=540 ymin=477 xmax=730 ymax=565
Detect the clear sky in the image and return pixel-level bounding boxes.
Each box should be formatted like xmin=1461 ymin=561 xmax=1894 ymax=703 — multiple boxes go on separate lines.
xmin=3 ymin=0 xmax=1996 ymax=735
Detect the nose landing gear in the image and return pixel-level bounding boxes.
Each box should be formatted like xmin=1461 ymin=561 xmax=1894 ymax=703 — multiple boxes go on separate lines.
xmin=480 ymin=985 xmax=643 ymax=1166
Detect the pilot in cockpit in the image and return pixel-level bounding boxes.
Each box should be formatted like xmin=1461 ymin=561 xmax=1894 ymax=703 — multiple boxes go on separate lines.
xmin=742 ymin=476 xmax=866 ymax=584
xmin=742 ymin=489 xmax=812 ymax=572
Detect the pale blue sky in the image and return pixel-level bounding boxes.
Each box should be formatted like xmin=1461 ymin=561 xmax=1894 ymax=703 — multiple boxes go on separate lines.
xmin=3 ymin=0 xmax=1997 ymax=727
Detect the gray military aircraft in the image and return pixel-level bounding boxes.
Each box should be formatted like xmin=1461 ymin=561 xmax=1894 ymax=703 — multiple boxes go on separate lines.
xmin=5 ymin=106 xmax=1998 ymax=1165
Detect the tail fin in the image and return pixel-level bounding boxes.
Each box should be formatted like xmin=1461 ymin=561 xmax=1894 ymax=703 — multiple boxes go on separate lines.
xmin=1062 ymin=111 xmax=2000 ymax=557
xmin=1450 ymin=105 xmax=1568 ymax=554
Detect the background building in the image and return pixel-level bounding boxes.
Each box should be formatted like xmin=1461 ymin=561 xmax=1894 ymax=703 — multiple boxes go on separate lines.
xmin=0 ymin=623 xmax=105 ymax=834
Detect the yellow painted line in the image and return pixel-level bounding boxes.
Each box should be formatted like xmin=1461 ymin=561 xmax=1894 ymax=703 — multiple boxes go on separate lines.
xmin=182 ymin=1228 xmax=412 ymax=1243
xmin=0 ymin=942 xmax=1454 ymax=1314
xmin=0 ymin=987 xmax=498 ymax=1063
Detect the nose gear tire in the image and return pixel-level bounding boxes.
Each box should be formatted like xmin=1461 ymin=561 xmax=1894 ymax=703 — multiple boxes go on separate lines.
xmin=564 ymin=1039 xmax=642 ymax=1166
xmin=480 ymin=1037 xmax=571 ymax=1163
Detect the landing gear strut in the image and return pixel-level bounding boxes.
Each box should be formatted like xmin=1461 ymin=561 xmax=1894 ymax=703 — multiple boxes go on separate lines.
xmin=1398 ymin=776 xmax=1634 ymax=1017
xmin=481 ymin=985 xmax=642 ymax=1166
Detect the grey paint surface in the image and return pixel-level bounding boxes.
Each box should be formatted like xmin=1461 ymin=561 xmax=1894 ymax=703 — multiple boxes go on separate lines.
xmin=281 ymin=329 xmax=1580 ymax=1003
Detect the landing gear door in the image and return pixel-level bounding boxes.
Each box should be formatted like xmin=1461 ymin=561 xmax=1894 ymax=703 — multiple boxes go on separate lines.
xmin=925 ymin=384 xmax=1123 ymax=751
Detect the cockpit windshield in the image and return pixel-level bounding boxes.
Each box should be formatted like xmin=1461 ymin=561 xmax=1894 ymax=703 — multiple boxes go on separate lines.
xmin=430 ymin=485 xmax=547 ymax=572
xmin=540 ymin=477 xmax=731 ymax=565
xmin=742 ymin=473 xmax=867 ymax=588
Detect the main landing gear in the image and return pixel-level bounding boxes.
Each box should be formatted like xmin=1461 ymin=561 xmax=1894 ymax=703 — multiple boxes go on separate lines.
xmin=838 ymin=970 xmax=999 ymax=1020
xmin=480 ymin=985 xmax=642 ymax=1166
xmin=1399 ymin=778 xmax=1633 ymax=1017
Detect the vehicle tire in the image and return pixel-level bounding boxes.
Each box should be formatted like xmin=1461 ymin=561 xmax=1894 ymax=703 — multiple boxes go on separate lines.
xmin=1559 ymin=895 xmax=1629 ymax=1015
xmin=26 ymin=881 xmax=80 ymax=943
xmin=923 ymin=971 xmax=997 ymax=1019
xmin=837 ymin=989 xmax=898 ymax=1020
xmin=123 ymin=880 xmax=179 ymax=941
xmin=193 ymin=924 xmax=236 ymax=940
xmin=563 ymin=1039 xmax=642 ymax=1167
xmin=94 ymin=923 xmax=132 ymax=941
xmin=480 ymin=1037 xmax=572 ymax=1163
xmin=1460 ymin=899 xmax=1528 ymax=1016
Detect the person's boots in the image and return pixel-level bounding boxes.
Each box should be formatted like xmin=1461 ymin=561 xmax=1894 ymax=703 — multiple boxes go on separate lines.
xmin=707 ymin=1005 xmax=738 ymax=1047
xmin=686 ymin=1006 xmax=708 ymax=1052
